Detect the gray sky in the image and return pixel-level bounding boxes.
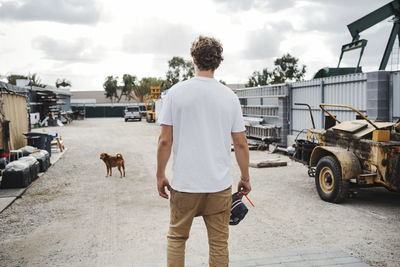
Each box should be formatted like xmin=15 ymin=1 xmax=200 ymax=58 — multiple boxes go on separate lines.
xmin=0 ymin=0 xmax=394 ymax=91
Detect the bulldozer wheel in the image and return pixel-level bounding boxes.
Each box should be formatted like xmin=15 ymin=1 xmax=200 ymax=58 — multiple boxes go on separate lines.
xmin=315 ymin=156 xmax=349 ymax=203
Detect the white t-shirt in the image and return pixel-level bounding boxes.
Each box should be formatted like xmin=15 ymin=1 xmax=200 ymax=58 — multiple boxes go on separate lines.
xmin=159 ymin=76 xmax=245 ymax=193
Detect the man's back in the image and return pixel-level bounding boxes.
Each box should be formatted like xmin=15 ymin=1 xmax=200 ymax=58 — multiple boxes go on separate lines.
xmin=156 ymin=35 xmax=250 ymax=267
xmin=160 ymin=76 xmax=244 ymax=192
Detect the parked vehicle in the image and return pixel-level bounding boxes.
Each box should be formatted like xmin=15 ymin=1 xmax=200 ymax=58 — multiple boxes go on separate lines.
xmin=293 ymin=103 xmax=400 ymax=203
xmin=124 ymin=106 xmax=141 ymax=122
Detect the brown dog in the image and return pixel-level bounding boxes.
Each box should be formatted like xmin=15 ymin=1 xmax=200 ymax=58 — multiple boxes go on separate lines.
xmin=100 ymin=152 xmax=126 ymax=178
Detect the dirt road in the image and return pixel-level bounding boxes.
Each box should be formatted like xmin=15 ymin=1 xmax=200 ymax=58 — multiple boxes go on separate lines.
xmin=0 ymin=118 xmax=399 ymax=266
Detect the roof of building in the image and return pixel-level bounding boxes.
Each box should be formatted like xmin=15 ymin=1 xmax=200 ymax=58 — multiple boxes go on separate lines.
xmin=0 ymin=81 xmax=27 ymax=94
xmin=16 ymin=79 xmax=72 ymax=96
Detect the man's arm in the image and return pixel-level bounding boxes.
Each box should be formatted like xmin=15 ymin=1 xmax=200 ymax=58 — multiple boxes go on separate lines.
xmin=156 ymin=125 xmax=173 ymax=199
xmin=232 ymin=131 xmax=251 ymax=195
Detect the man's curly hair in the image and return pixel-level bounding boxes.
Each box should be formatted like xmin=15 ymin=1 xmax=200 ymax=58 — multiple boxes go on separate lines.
xmin=190 ymin=36 xmax=224 ymax=71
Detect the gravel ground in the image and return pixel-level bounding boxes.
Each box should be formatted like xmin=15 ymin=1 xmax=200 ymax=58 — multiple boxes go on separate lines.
xmin=0 ymin=118 xmax=399 ymax=267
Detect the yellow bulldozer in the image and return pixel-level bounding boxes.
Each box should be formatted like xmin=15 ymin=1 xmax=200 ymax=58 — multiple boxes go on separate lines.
xmin=144 ymin=86 xmax=161 ymax=123
xmin=293 ymin=103 xmax=400 ymax=203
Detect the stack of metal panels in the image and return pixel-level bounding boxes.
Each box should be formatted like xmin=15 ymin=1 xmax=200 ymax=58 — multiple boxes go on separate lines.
xmin=245 ymin=124 xmax=281 ymax=141
xmin=242 ymin=105 xmax=278 ymax=117
xmin=236 ymin=84 xmax=288 ymax=98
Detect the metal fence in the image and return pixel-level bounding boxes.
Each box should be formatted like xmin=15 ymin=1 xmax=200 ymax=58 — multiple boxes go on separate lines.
xmin=71 ymin=105 xmax=125 ymax=118
xmin=291 ymin=73 xmax=367 ymax=134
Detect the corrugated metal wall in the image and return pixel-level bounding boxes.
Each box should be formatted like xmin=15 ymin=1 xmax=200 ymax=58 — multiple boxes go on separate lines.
xmin=291 ymin=73 xmax=367 ymax=134
xmin=391 ymin=71 xmax=400 ymax=119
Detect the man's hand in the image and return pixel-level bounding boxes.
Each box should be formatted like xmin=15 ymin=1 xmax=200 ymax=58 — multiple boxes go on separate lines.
xmin=232 ymin=132 xmax=250 ymax=195
xmin=237 ymin=178 xmax=251 ymax=195
xmin=157 ymin=125 xmax=173 ymax=199
xmin=157 ymin=176 xmax=171 ymax=199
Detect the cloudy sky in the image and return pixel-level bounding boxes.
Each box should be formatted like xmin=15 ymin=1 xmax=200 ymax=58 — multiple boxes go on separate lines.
xmin=0 ymin=0 xmax=395 ymax=91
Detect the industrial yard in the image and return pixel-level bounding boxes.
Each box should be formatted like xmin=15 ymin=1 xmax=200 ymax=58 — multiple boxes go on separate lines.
xmin=0 ymin=119 xmax=399 ymax=267
xmin=2 ymin=1 xmax=400 ymax=267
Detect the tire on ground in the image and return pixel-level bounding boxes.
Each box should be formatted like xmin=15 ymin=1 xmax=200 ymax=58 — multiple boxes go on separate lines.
xmin=315 ymin=155 xmax=349 ymax=203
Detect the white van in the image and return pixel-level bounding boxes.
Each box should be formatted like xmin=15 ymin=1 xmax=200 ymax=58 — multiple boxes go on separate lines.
xmin=124 ymin=106 xmax=141 ymax=122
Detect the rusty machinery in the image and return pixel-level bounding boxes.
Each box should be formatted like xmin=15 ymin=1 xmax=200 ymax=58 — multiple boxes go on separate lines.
xmin=293 ymin=103 xmax=400 ymax=203
xmin=144 ymin=86 xmax=161 ymax=123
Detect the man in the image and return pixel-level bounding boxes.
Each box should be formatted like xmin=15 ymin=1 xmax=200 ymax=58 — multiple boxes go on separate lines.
xmin=157 ymin=35 xmax=251 ymax=267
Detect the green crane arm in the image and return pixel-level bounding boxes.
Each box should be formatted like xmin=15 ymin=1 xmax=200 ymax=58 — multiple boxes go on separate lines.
xmin=347 ymin=0 xmax=400 ymax=41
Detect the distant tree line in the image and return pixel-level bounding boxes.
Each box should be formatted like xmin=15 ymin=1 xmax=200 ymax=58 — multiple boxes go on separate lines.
xmin=103 ymin=56 xmax=197 ymax=103
xmin=4 ymin=53 xmax=306 ymax=103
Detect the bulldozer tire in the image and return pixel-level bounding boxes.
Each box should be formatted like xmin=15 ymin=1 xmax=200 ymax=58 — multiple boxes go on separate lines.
xmin=315 ymin=156 xmax=349 ymax=203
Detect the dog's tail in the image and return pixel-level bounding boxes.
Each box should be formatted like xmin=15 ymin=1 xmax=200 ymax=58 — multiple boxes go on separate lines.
xmin=116 ymin=153 xmax=124 ymax=160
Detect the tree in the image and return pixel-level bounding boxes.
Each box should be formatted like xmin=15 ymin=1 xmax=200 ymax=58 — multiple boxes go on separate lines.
xmin=103 ymin=76 xmax=119 ymax=103
xmin=246 ymin=68 xmax=271 ymax=87
xmin=7 ymin=74 xmax=28 ymax=85
xmin=165 ymin=56 xmax=194 ymax=88
xmin=119 ymin=74 xmax=137 ymax=102
xmin=270 ymin=53 xmax=306 ymax=84
xmin=246 ymin=53 xmax=306 ymax=87
xmin=28 ymin=73 xmax=45 ymax=87
xmin=56 ymin=78 xmax=72 ymax=88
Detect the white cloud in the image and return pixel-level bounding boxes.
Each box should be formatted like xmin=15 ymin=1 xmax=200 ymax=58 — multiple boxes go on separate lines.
xmin=0 ymin=0 xmax=101 ymax=24
xmin=300 ymin=0 xmax=390 ymax=33
xmin=0 ymin=0 xmax=397 ymax=90
xmin=244 ymin=21 xmax=293 ymax=60
xmin=213 ymin=0 xmax=295 ymax=12
xmin=123 ymin=20 xmax=198 ymax=56
xmin=32 ymin=36 xmax=104 ymax=63
xmin=213 ymin=0 xmax=254 ymax=11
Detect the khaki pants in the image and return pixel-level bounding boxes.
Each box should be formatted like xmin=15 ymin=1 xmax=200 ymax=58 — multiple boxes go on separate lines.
xmin=167 ymin=186 xmax=232 ymax=267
